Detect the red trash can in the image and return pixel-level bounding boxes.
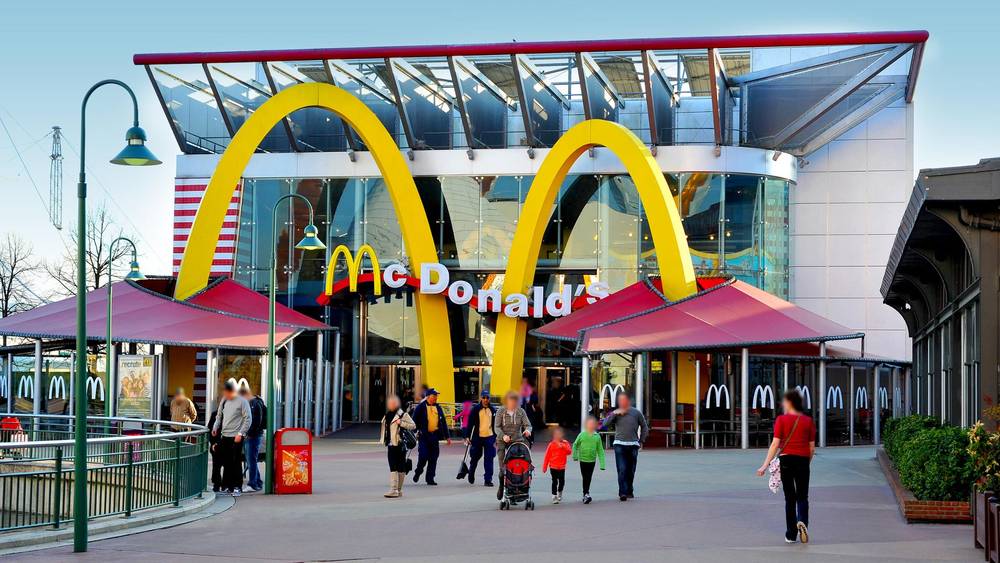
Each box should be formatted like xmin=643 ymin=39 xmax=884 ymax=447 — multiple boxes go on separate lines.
xmin=274 ymin=428 xmax=312 ymax=494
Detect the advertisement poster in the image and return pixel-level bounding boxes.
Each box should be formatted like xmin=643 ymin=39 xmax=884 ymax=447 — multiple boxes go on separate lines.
xmin=117 ymin=355 xmax=154 ymax=418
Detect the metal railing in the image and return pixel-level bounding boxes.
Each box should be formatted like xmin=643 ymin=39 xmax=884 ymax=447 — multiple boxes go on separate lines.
xmin=0 ymin=414 xmax=209 ymax=533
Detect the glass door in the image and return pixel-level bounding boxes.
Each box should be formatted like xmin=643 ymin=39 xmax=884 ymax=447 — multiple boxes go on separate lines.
xmin=364 ymin=366 xmax=389 ymax=422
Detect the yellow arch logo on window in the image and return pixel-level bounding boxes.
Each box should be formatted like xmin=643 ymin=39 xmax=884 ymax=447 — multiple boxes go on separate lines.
xmin=173 ymin=82 xmax=696 ymax=403
xmin=325 ymin=244 xmax=382 ymax=296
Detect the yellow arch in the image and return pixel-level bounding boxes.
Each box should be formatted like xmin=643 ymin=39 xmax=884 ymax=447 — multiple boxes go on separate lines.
xmin=489 ymin=120 xmax=697 ymax=396
xmin=325 ymin=244 xmax=382 ymax=295
xmin=174 ymin=82 xmax=455 ymax=401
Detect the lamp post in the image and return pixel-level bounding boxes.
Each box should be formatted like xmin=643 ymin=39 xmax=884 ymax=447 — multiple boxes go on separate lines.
xmin=105 ymin=237 xmax=144 ymax=417
xmin=265 ymin=194 xmax=324 ymax=494
xmin=74 ymin=80 xmax=160 ymax=553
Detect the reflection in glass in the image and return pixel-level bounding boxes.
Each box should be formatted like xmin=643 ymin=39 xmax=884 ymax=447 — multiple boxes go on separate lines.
xmin=723 ymin=174 xmax=762 ymax=285
xmin=479 ymin=176 xmax=523 ymax=269
xmin=452 ymin=58 xmax=509 ymax=148
xmin=269 ymin=61 xmax=351 ymax=152
xmin=326 ymin=60 xmax=401 ymax=148
xmin=390 ymin=59 xmax=458 ymax=149
xmin=514 ymin=56 xmax=566 ymax=147
xmin=679 ymin=173 xmax=723 ymax=274
xmin=150 ymin=65 xmax=230 ymax=153
xmin=206 ymin=62 xmax=290 ymax=152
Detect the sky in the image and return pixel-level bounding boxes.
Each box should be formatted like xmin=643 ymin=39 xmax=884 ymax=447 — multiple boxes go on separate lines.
xmin=0 ymin=0 xmax=997 ymax=282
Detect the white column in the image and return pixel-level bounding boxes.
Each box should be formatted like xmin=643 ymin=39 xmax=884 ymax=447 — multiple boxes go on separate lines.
xmin=849 ymin=367 xmax=855 ymax=446
xmin=874 ymin=365 xmax=881 ymax=444
xmin=33 ymin=339 xmax=42 ymax=415
xmin=108 ymin=343 xmax=118 ymax=416
xmin=818 ymin=342 xmax=827 ymax=448
xmin=635 ymin=352 xmax=645 ymax=414
xmin=580 ymin=356 xmax=591 ymax=430
xmin=283 ymin=339 xmax=295 ymax=428
xmin=782 ymin=362 xmax=789 ymax=393
xmin=904 ymin=367 xmax=911 ymax=415
xmin=314 ymin=331 xmax=323 ymax=436
xmin=332 ymin=333 xmax=342 ymax=431
xmin=694 ymin=359 xmax=701 ymax=450
xmin=670 ymin=352 xmax=678 ymax=423
xmin=304 ymin=359 xmax=313 ymax=431
xmin=5 ymin=353 xmax=12 ymax=413
xmin=740 ymin=348 xmax=749 ymax=450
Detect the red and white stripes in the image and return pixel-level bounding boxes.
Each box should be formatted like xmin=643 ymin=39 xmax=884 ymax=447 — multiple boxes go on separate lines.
xmin=172 ymin=178 xmax=242 ymax=276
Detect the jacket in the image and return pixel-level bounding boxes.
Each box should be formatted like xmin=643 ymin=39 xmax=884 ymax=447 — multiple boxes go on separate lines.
xmin=411 ymin=401 xmax=449 ymax=440
xmin=212 ymin=397 xmax=252 ymax=438
xmin=572 ymin=431 xmax=606 ymax=470
xmin=542 ymin=439 xmax=572 ymax=472
xmin=379 ymin=409 xmax=417 ymax=447
xmin=246 ymin=396 xmax=267 ymax=438
xmin=602 ymin=407 xmax=649 ymax=445
xmin=170 ymin=397 xmax=197 ymax=425
xmin=464 ymin=403 xmax=496 ymax=439
xmin=493 ymin=407 xmax=532 ymax=445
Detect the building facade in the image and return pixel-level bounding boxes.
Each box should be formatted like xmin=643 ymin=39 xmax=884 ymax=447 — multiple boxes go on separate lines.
xmin=135 ymin=32 xmax=925 ymax=427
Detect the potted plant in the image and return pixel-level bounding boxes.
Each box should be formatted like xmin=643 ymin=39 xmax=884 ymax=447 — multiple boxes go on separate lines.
xmin=970 ymin=413 xmax=1000 ymax=551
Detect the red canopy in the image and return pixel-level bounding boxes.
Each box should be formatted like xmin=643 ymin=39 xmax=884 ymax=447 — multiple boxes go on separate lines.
xmin=189 ymin=278 xmax=328 ymax=330
xmin=534 ymin=277 xmax=862 ymax=354
xmin=0 ymin=279 xmax=329 ymax=350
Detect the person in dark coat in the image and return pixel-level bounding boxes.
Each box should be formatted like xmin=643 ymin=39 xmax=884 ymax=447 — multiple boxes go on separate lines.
xmin=207 ymin=405 xmax=223 ymax=493
xmin=464 ymin=390 xmax=497 ymax=486
xmin=410 ymin=388 xmax=451 ymax=485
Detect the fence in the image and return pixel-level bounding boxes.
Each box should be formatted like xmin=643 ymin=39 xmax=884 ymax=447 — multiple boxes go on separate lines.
xmin=0 ymin=414 xmax=208 ymax=532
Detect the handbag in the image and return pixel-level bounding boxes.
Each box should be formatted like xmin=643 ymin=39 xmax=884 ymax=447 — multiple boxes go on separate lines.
xmin=768 ymin=415 xmax=801 ymax=494
xmin=399 ymin=423 xmax=417 ymax=450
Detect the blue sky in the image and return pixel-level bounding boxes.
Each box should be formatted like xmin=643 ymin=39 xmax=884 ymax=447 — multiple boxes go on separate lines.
xmin=0 ymin=0 xmax=996 ymax=277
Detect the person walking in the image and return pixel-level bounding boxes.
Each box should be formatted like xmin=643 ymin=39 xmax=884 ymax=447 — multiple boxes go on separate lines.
xmin=541 ymin=426 xmax=572 ymax=504
xmin=211 ymin=379 xmax=251 ymax=496
xmin=464 ymin=390 xmax=497 ymax=486
xmin=757 ymin=389 xmax=816 ymax=544
xmin=494 ymin=390 xmax=532 ymax=500
xmin=602 ymin=393 xmax=648 ymax=502
xmin=240 ymin=383 xmax=267 ymax=492
xmin=572 ymin=415 xmax=606 ymax=504
xmin=380 ymin=395 xmax=416 ymax=498
xmin=411 ymin=388 xmax=450 ymax=485
xmin=207 ymin=402 xmax=223 ymax=493
xmin=169 ymin=387 xmax=197 ymax=431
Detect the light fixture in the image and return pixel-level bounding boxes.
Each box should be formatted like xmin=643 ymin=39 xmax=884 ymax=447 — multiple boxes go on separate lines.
xmin=295 ymin=224 xmax=327 ymax=251
xmin=111 ymin=126 xmax=162 ymax=166
xmin=124 ymin=259 xmax=145 ymax=281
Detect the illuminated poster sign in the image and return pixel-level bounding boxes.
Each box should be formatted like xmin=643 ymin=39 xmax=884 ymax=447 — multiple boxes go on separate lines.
xmin=118 ymin=355 xmax=154 ymax=418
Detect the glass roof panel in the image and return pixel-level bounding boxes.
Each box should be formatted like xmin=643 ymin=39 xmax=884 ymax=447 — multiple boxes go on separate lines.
xmin=205 ymin=62 xmax=291 ymax=152
xmin=149 ymin=65 xmax=230 ymax=153
xmin=268 ymin=61 xmax=352 ymax=152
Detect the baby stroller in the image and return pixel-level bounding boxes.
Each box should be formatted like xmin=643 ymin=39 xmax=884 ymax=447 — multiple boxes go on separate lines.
xmin=499 ymin=441 xmax=535 ymax=510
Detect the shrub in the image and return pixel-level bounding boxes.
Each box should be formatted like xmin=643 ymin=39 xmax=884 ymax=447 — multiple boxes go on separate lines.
xmin=968 ymin=421 xmax=1000 ymax=493
xmin=895 ymin=426 xmax=973 ymax=501
xmin=883 ymin=415 xmax=940 ymax=461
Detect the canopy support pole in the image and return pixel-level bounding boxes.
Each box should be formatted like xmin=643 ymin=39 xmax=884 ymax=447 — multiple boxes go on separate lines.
xmin=33 ymin=339 xmax=42 ymax=416
xmin=874 ymin=364 xmax=881 ymax=444
xmin=284 ymin=338 xmax=295 ymax=428
xmin=580 ymin=356 xmax=591 ymax=430
xmin=5 ymin=353 xmax=12 ymax=413
xmin=333 ymin=332 xmax=342 ymax=431
xmin=314 ymin=332 xmax=323 ymax=437
xmin=783 ymin=362 xmax=789 ymax=393
xmin=694 ymin=358 xmax=701 ymax=450
xmin=670 ymin=352 xmax=678 ymax=445
xmin=819 ymin=342 xmax=827 ymax=448
xmin=740 ymin=347 xmax=749 ymax=449
xmin=635 ymin=352 xmax=645 ymax=414
xmin=849 ymin=366 xmax=856 ymax=446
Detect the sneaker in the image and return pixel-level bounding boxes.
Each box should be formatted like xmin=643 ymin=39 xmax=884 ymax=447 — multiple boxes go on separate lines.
xmin=557 ymin=493 xmax=563 ymax=503
xmin=212 ymin=485 xmax=220 ymax=493
xmin=583 ymin=494 xmax=592 ymax=504
xmin=249 ymin=485 xmax=263 ymax=492
xmin=231 ymin=489 xmax=242 ymax=497
xmin=426 ymin=480 xmax=438 ymax=486
xmin=484 ymin=481 xmax=494 ymax=487
xmin=784 ymin=536 xmax=797 ymax=544
xmin=797 ymin=522 xmax=809 ymax=544
xmin=468 ymin=473 xmax=475 ymax=485
xmin=412 ymin=469 xmax=422 ymax=483
xmin=619 ymin=495 xmax=628 ymax=502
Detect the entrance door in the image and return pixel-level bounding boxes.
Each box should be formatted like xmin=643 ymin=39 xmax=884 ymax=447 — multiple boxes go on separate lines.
xmin=394 ymin=366 xmax=418 ymax=409
xmin=541 ymin=367 xmax=577 ymax=428
xmin=364 ymin=366 xmax=389 ymax=422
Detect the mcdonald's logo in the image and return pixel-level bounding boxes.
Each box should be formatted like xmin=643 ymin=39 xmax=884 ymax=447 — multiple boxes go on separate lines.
xmin=173 ymin=82 xmax=697 ymax=402
xmin=705 ymin=383 xmax=730 ymax=409
xmin=17 ymin=376 xmax=33 ymax=399
xmin=48 ymin=376 xmax=67 ymax=400
xmin=599 ymin=384 xmax=625 ymax=409
xmin=795 ymin=385 xmax=812 ymax=410
xmin=236 ymin=378 xmax=251 ymax=393
xmin=855 ymin=386 xmax=869 ymax=410
xmin=325 ymin=244 xmax=382 ymax=296
xmin=826 ymin=385 xmax=843 ymax=410
xmin=86 ymin=377 xmax=105 ymax=401
xmin=751 ymin=384 xmax=774 ymax=409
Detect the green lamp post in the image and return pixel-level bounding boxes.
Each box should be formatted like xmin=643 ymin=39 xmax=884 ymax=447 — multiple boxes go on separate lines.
xmin=265 ymin=194 xmax=324 ymax=494
xmin=105 ymin=237 xmax=144 ymax=417
xmin=74 ymin=80 xmax=160 ymax=553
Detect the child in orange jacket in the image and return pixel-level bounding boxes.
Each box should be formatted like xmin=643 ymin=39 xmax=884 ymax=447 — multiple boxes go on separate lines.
xmin=542 ymin=426 xmax=573 ymax=504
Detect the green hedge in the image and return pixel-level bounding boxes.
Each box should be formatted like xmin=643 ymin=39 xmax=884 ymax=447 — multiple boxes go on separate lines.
xmin=883 ymin=415 xmax=973 ymax=501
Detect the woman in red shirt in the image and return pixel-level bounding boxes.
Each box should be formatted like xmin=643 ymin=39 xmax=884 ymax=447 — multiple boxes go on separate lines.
xmin=756 ymin=389 xmax=816 ymax=544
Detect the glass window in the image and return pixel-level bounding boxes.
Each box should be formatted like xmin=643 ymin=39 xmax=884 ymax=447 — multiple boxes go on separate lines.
xmin=205 ymin=62 xmax=291 ymax=152
xmin=452 ymin=58 xmax=510 ymax=149
xmin=479 ymin=176 xmax=524 ymax=269
xmin=439 ymin=177 xmax=481 ymax=267
xmin=514 ymin=56 xmax=565 ymax=147
xmin=556 ymin=175 xmax=600 ymax=271
xmin=389 ymin=59 xmax=460 ymax=150
xmin=645 ymin=53 xmax=675 ymax=146
xmin=269 ymin=61 xmax=352 ymax=152
xmin=723 ymin=174 xmax=762 ymax=285
xmin=363 ymin=178 xmax=403 ymax=263
xmin=600 ymin=175 xmax=643 ymax=290
xmin=679 ymin=173 xmax=723 ymax=275
xmin=762 ymin=178 xmax=789 ymax=298
xmin=149 ymin=65 xmax=230 ymax=153
xmin=580 ymin=55 xmax=620 ymax=121
xmin=326 ymin=60 xmax=402 ymax=149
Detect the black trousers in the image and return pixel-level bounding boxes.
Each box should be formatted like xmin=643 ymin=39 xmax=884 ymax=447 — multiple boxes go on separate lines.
xmin=550 ymin=468 xmax=565 ymax=495
xmin=387 ymin=444 xmax=407 ymax=472
xmin=210 ymin=443 xmax=223 ymax=488
xmin=779 ymin=455 xmax=811 ymax=539
xmin=579 ymin=461 xmax=596 ymax=495
xmin=217 ymin=437 xmax=244 ymax=491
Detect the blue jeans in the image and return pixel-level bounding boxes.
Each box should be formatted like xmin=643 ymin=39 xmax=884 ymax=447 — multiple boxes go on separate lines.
xmin=244 ymin=435 xmax=263 ymax=490
xmin=468 ymin=435 xmax=496 ymax=482
xmin=613 ymin=444 xmax=640 ymax=497
xmin=416 ymin=436 xmax=440 ymax=482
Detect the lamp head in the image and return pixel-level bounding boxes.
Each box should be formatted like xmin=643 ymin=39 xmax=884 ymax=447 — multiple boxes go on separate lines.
xmin=124 ymin=260 xmax=145 ymax=281
xmin=111 ymin=126 xmax=161 ymax=166
xmin=295 ymin=224 xmax=326 ymax=251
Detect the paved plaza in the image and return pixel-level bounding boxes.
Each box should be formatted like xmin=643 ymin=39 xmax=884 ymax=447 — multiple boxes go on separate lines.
xmin=12 ymin=428 xmax=980 ymax=562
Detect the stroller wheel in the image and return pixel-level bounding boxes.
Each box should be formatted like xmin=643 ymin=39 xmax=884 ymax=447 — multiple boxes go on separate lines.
xmin=526 ymin=500 xmax=534 ymax=510
xmin=499 ymin=500 xmax=510 ymax=510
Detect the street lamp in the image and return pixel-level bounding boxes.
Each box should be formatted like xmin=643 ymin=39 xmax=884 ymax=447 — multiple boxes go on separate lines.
xmin=105 ymin=237 xmax=144 ymax=417
xmin=265 ymin=194 xmax=324 ymax=494
xmin=74 ymin=80 xmax=160 ymax=553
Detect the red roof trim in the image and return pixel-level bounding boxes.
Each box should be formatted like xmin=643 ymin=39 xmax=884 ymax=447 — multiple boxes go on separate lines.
xmin=134 ymin=31 xmax=928 ymax=66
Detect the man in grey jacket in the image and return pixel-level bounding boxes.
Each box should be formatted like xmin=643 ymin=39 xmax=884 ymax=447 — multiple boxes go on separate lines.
xmin=211 ymin=379 xmax=251 ymax=496
xmin=602 ymin=393 xmax=649 ymax=502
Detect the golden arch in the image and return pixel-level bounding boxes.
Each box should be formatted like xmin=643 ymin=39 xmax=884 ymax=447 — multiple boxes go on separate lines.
xmin=325 ymin=244 xmax=382 ymax=295
xmin=489 ymin=120 xmax=697 ymax=395
xmin=174 ymin=82 xmax=455 ymax=401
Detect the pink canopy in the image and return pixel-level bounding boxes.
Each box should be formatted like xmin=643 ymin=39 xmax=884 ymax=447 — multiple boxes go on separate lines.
xmin=189 ymin=278 xmax=328 ymax=330
xmin=533 ymin=277 xmax=862 ymax=354
xmin=0 ymin=279 xmax=330 ymax=349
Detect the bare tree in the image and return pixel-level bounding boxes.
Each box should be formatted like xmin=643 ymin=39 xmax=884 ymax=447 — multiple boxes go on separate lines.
xmin=0 ymin=233 xmax=43 ymax=317
xmin=46 ymin=204 xmax=135 ymax=296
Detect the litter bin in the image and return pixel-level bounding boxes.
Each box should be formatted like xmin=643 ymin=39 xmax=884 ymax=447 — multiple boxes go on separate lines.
xmin=274 ymin=428 xmax=312 ymax=494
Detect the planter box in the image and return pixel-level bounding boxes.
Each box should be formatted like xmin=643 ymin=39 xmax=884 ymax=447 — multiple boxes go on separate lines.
xmin=876 ymin=447 xmax=972 ymax=523
xmin=990 ymin=497 xmax=999 ymax=563
xmin=978 ymin=491 xmax=996 ymax=550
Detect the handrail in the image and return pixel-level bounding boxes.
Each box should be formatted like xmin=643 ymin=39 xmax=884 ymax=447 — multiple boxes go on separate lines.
xmin=0 ymin=413 xmax=208 ymax=449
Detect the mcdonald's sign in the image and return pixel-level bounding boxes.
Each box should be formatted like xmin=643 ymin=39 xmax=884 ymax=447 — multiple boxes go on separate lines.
xmin=17 ymin=375 xmax=33 ymax=399
xmin=325 ymin=244 xmax=382 ymax=296
xmin=599 ymin=384 xmax=626 ymax=409
xmin=173 ymin=82 xmax=697 ymax=403
xmin=86 ymin=376 xmax=105 ymax=401
xmin=48 ymin=375 xmax=67 ymax=400
xmin=795 ymin=385 xmax=812 ymax=410
xmin=826 ymin=385 xmax=844 ymax=410
xmin=751 ymin=384 xmax=774 ymax=410
xmin=705 ymin=383 xmax=730 ymax=409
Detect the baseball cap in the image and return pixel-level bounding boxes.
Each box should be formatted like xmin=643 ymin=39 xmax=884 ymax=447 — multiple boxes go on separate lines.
xmin=425 ymin=388 xmax=440 ymax=396
xmin=480 ymin=390 xmax=490 ymax=398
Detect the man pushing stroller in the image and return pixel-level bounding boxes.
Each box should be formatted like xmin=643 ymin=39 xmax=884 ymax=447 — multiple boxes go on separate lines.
xmin=494 ymin=390 xmax=532 ymax=500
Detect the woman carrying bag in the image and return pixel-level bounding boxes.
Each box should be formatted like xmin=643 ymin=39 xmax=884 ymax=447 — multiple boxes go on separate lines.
xmin=757 ymin=389 xmax=816 ymax=544
xmin=380 ymin=395 xmax=416 ymax=498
